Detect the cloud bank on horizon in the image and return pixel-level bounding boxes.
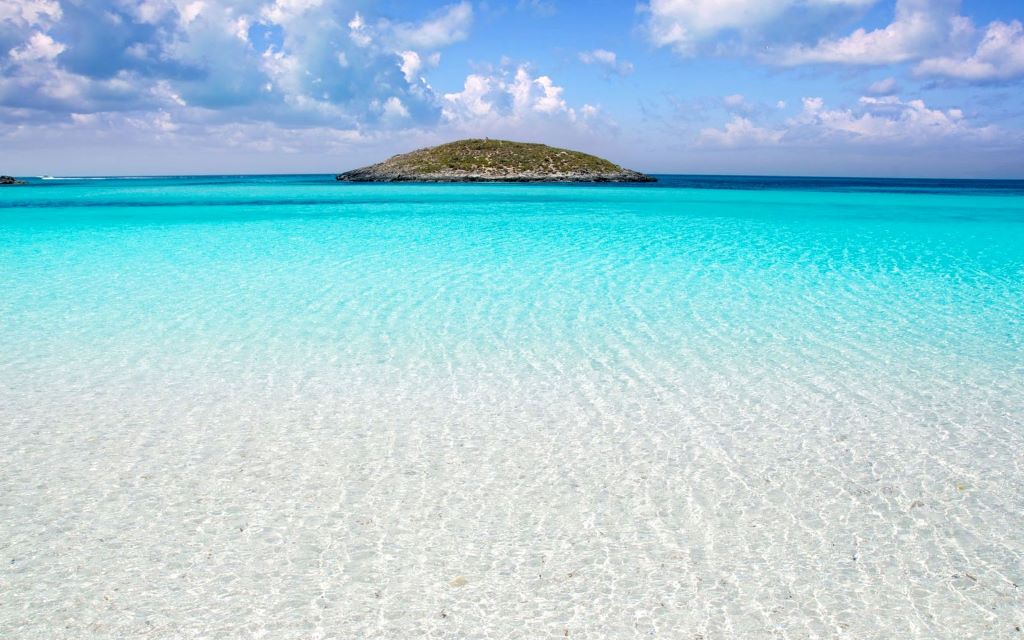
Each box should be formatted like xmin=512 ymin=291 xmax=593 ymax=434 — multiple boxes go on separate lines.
xmin=1 ymin=0 xmax=1022 ymax=177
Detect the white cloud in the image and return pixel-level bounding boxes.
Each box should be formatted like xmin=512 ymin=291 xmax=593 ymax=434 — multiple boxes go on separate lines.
xmin=0 ymin=0 xmax=62 ymax=27
xmin=531 ymin=74 xmax=567 ymax=113
xmin=398 ymin=50 xmax=422 ymax=82
xmin=69 ymin=112 xmax=96 ymax=124
xmin=768 ymin=2 xmax=1024 ymax=82
xmin=698 ymin=116 xmax=783 ymax=146
xmin=578 ymin=48 xmax=634 ymax=75
xmin=647 ymin=0 xmax=1012 ymax=78
xmin=187 ymin=1 xmax=474 ymax=124
xmin=645 ymin=0 xmax=877 ymax=55
xmin=698 ymin=94 xmax=999 ymax=148
xmin=718 ymin=93 xmax=784 ymax=116
xmin=398 ymin=50 xmax=440 ymax=83
xmin=0 ymin=106 xmax=380 ymax=173
xmin=381 ymin=95 xmax=409 ymax=119
xmin=866 ymin=77 xmax=899 ymax=95
xmin=152 ymin=109 xmax=178 ymax=132
xmin=180 ymin=1 xmax=204 ymax=25
xmin=0 ymin=0 xmax=484 ymax=134
xmin=0 ymin=49 xmax=146 ymax=115
xmin=262 ymin=0 xmax=326 ymax=26
xmin=442 ymin=64 xmax=601 ymax=131
xmin=133 ymin=0 xmax=177 ymax=25
xmin=802 ymin=96 xmax=824 ymax=113
xmin=348 ymin=12 xmax=372 ymax=47
xmin=794 ymin=94 xmax=1001 ymax=145
xmin=152 ymin=80 xmax=186 ymax=106
xmin=231 ymin=16 xmax=251 ymax=42
xmin=388 ymin=2 xmax=472 ymax=50
xmin=915 ymin=19 xmax=1024 ymax=81
xmin=442 ymin=73 xmax=492 ymax=118
xmin=773 ymin=0 xmax=968 ymax=65
xmin=347 ymin=3 xmax=472 ymax=51
xmin=0 ymin=0 xmax=614 ymax=172
xmin=800 ymin=95 xmax=993 ymax=141
xmin=8 ymin=31 xmax=65 ymax=61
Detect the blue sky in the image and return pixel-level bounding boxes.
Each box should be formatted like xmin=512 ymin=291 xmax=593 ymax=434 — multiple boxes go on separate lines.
xmin=2 ymin=0 xmax=1023 ymax=177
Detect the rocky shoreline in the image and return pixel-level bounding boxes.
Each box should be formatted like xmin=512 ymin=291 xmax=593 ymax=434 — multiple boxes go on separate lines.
xmin=336 ymin=168 xmax=655 ymax=183
xmin=336 ymin=139 xmax=656 ymax=183
xmin=1 ymin=175 xmax=27 ymax=185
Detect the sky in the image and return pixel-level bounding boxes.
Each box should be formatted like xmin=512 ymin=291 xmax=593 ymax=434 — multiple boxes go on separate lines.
xmin=2 ymin=0 xmax=1024 ymax=177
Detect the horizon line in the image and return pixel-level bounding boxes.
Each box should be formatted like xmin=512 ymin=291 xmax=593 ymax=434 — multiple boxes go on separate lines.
xmin=10 ymin=172 xmax=1024 ymax=182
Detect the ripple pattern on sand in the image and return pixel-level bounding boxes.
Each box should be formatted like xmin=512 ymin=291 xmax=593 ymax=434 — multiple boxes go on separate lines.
xmin=2 ymin=181 xmax=1024 ymax=638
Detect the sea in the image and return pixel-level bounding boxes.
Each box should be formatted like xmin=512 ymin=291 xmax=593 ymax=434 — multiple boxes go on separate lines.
xmin=2 ymin=175 xmax=1023 ymax=638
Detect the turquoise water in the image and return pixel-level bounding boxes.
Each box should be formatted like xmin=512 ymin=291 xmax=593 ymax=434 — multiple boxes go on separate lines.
xmin=2 ymin=176 xmax=1023 ymax=638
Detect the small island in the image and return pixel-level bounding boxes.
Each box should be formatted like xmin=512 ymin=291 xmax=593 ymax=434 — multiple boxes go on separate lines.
xmin=1 ymin=175 xmax=27 ymax=185
xmin=336 ymin=139 xmax=655 ymax=183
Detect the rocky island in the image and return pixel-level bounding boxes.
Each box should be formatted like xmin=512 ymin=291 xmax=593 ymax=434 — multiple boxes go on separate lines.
xmin=336 ymin=139 xmax=655 ymax=183
xmin=1 ymin=175 xmax=27 ymax=185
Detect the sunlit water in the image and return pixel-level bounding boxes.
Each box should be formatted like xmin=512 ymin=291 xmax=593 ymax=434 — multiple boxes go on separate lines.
xmin=2 ymin=175 xmax=1023 ymax=638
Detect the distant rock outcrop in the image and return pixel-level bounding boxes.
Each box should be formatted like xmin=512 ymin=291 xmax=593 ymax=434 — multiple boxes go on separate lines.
xmin=336 ymin=139 xmax=655 ymax=183
xmin=1 ymin=175 xmax=26 ymax=185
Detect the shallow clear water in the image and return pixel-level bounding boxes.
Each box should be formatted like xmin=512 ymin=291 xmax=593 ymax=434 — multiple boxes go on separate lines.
xmin=2 ymin=175 xmax=1023 ymax=638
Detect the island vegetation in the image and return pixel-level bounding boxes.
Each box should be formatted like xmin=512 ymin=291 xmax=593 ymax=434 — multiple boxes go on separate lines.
xmin=336 ymin=139 xmax=655 ymax=183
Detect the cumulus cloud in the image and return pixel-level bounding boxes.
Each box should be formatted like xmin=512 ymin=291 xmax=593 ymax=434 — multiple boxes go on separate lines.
xmin=698 ymin=116 xmax=783 ymax=146
xmin=421 ymin=62 xmax=613 ymax=155
xmin=398 ymin=50 xmax=440 ymax=83
xmin=763 ymin=1 xmax=1024 ymax=84
xmin=0 ymin=0 xmax=600 ymax=172
xmin=380 ymin=95 xmax=409 ymax=119
xmin=0 ymin=0 xmax=481 ymax=130
xmin=578 ymin=49 xmax=634 ymax=75
xmin=644 ymin=0 xmax=877 ymax=56
xmin=8 ymin=31 xmax=64 ymax=61
xmin=794 ymin=95 xmax=995 ymax=142
xmin=0 ymin=0 xmax=61 ymax=26
xmin=772 ymin=0 xmax=969 ymax=65
xmin=915 ymin=19 xmax=1024 ymax=81
xmin=443 ymin=65 xmax=576 ymax=124
xmin=698 ymin=94 xmax=1000 ymax=148
xmin=646 ymin=0 xmax=1021 ymax=85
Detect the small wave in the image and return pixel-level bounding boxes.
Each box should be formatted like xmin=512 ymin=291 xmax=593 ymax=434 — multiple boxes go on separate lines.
xmin=38 ymin=176 xmax=158 ymax=180
xmin=39 ymin=176 xmax=105 ymax=181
